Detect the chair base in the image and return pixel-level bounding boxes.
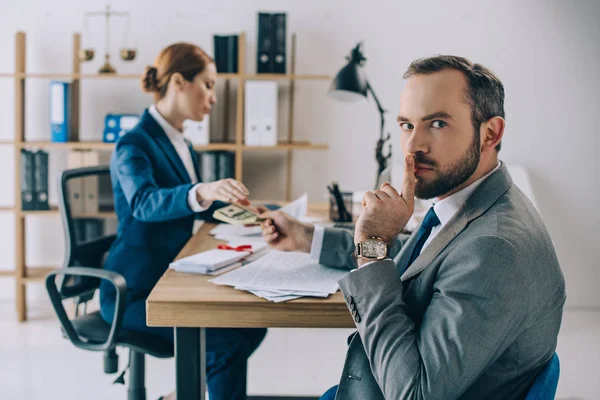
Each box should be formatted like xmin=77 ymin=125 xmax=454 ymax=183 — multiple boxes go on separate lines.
xmin=128 ymin=350 xmax=146 ymax=400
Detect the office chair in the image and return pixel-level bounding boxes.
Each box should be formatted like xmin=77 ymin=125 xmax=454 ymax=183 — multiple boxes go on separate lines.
xmin=525 ymin=353 xmax=560 ymax=400
xmin=318 ymin=353 xmax=560 ymax=400
xmin=45 ymin=165 xmax=173 ymax=400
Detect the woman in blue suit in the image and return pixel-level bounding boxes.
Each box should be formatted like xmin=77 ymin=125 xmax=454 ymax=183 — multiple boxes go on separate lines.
xmin=99 ymin=42 xmax=266 ymax=400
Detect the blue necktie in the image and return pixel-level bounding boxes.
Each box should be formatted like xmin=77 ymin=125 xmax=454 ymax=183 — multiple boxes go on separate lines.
xmin=403 ymin=207 xmax=441 ymax=273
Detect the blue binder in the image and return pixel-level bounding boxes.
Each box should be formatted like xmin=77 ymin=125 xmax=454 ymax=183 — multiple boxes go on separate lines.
xmin=103 ymin=114 xmax=140 ymax=143
xmin=49 ymin=81 xmax=71 ymax=142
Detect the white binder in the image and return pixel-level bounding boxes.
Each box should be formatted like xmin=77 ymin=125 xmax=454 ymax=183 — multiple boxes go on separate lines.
xmin=244 ymin=81 xmax=278 ymax=146
xmin=183 ymin=116 xmax=210 ymax=145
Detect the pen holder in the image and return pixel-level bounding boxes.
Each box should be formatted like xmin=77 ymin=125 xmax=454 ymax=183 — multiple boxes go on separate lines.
xmin=329 ymin=191 xmax=354 ymax=222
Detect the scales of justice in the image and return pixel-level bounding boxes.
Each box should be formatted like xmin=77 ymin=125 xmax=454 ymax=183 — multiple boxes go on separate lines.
xmin=79 ymin=4 xmax=137 ymax=74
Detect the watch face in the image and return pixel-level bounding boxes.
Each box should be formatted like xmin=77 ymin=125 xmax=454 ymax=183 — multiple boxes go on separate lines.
xmin=363 ymin=240 xmax=387 ymax=258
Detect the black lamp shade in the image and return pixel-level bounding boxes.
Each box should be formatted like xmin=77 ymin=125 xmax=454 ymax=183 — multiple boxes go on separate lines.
xmin=329 ymin=54 xmax=368 ymax=103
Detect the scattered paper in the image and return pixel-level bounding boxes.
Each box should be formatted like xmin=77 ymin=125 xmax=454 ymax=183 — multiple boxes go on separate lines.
xmin=210 ymin=250 xmax=349 ymax=302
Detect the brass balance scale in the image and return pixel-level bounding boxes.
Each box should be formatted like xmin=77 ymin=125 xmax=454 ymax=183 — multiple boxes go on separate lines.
xmin=79 ymin=5 xmax=137 ymax=74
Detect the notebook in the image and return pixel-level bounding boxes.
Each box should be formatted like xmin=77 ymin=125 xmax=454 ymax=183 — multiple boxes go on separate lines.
xmin=170 ymin=248 xmax=251 ymax=273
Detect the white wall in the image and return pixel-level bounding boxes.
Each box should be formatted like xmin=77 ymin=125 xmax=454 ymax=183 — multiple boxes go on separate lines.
xmin=0 ymin=0 xmax=599 ymax=395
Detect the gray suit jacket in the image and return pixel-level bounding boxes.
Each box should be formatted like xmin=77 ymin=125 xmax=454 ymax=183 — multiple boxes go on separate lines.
xmin=320 ymin=164 xmax=565 ymax=400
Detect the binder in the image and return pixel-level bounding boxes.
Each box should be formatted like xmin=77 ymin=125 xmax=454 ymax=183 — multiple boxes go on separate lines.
xmin=103 ymin=113 xmax=140 ymax=143
xmin=201 ymin=151 xmax=219 ymax=183
xmin=218 ymin=151 xmax=235 ymax=180
xmin=183 ymin=116 xmax=210 ymax=145
xmin=272 ymin=13 xmax=287 ymax=74
xmin=244 ymin=81 xmax=278 ymax=146
xmin=83 ymin=151 xmax=100 ymax=214
xmin=32 ymin=150 xmax=49 ymax=210
xmin=257 ymin=13 xmax=274 ymax=73
xmin=50 ymin=81 xmax=72 ymax=142
xmin=67 ymin=150 xmax=85 ymax=214
xmin=20 ymin=149 xmax=35 ymax=211
xmin=213 ymin=35 xmax=238 ymax=73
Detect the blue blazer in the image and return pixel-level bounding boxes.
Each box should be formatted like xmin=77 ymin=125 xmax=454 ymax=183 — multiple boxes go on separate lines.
xmin=100 ymin=109 xmax=223 ymax=299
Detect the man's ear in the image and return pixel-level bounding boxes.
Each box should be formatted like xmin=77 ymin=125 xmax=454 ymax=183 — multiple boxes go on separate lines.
xmin=481 ymin=116 xmax=505 ymax=152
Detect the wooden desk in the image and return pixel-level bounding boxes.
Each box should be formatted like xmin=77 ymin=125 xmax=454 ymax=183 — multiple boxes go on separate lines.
xmin=147 ymin=210 xmax=354 ymax=400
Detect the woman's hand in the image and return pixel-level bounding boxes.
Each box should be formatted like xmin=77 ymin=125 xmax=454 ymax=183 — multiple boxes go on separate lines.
xmin=196 ymin=179 xmax=250 ymax=206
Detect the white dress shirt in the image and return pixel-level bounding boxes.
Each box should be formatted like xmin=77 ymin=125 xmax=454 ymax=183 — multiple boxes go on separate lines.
xmin=148 ymin=105 xmax=213 ymax=213
xmin=310 ymin=161 xmax=502 ymax=262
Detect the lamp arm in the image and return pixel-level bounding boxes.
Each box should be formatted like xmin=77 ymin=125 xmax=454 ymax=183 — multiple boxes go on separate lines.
xmin=366 ymin=81 xmax=386 ymax=140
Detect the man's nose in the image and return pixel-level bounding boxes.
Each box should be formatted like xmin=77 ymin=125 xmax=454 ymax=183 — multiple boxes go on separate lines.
xmin=405 ymin=125 xmax=428 ymax=154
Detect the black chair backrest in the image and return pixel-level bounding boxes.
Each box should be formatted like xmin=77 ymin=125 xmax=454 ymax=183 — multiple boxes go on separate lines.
xmin=57 ymin=165 xmax=116 ymax=297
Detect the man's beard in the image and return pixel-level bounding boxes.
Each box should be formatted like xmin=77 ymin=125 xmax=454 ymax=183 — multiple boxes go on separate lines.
xmin=414 ymin=132 xmax=481 ymax=200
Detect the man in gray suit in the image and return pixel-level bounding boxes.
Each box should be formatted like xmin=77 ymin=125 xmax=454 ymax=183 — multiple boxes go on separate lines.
xmin=259 ymin=55 xmax=565 ymax=399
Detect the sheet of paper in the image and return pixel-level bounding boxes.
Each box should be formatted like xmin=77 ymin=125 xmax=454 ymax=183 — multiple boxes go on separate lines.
xmin=247 ymin=290 xmax=302 ymax=303
xmin=210 ymin=224 xmax=262 ymax=237
xmin=210 ymin=250 xmax=349 ymax=294
xmin=280 ymin=193 xmax=308 ymax=218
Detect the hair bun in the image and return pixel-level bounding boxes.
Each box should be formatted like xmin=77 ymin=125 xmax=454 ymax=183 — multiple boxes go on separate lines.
xmin=141 ymin=66 xmax=159 ymax=93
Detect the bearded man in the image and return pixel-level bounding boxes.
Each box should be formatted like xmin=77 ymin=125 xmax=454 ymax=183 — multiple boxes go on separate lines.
xmin=259 ymin=55 xmax=565 ymax=400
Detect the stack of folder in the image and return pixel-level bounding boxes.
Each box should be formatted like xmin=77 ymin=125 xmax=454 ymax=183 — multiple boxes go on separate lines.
xmin=170 ymin=241 xmax=268 ymax=276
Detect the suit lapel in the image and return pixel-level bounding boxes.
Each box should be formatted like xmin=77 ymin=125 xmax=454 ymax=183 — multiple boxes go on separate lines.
xmin=400 ymin=210 xmax=468 ymax=281
xmin=140 ymin=109 xmax=190 ymax=184
xmin=393 ymin=230 xmax=418 ymax=276
xmin=398 ymin=163 xmax=514 ymax=282
xmin=188 ymin=141 xmax=202 ymax=183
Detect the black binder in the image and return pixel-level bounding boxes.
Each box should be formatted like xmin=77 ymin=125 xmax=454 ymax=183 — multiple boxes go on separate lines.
xmin=218 ymin=151 xmax=235 ymax=180
xmin=213 ymin=35 xmax=238 ymax=73
xmin=272 ymin=13 xmax=287 ymax=74
xmin=200 ymin=151 xmax=219 ymax=183
xmin=257 ymin=13 xmax=274 ymax=73
xmin=33 ymin=150 xmax=49 ymax=210
xmin=20 ymin=149 xmax=35 ymax=211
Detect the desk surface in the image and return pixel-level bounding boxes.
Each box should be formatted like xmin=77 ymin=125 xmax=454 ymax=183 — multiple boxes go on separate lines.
xmin=147 ymin=206 xmax=355 ymax=329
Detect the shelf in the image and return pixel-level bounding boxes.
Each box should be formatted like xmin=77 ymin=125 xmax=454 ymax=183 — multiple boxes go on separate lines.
xmin=22 ymin=266 xmax=59 ymax=283
xmin=0 ymin=139 xmax=15 ymax=145
xmin=0 ymin=270 xmax=14 ymax=277
xmin=18 ymin=141 xmax=240 ymax=151
xmin=19 ymin=208 xmax=116 ymax=219
xmin=0 ymin=206 xmax=15 ymax=212
xmin=3 ymin=72 xmax=240 ymax=80
xmin=19 ymin=141 xmax=115 ymax=150
xmin=19 ymin=209 xmax=59 ymax=217
xmin=193 ymin=143 xmax=238 ymax=151
xmin=245 ymin=74 xmax=331 ymax=81
xmin=243 ymin=142 xmax=328 ymax=151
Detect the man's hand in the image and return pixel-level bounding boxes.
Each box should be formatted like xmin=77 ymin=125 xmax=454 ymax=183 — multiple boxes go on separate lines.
xmin=260 ymin=210 xmax=315 ymax=253
xmin=196 ymin=179 xmax=250 ymax=206
xmin=354 ymin=154 xmax=417 ymax=265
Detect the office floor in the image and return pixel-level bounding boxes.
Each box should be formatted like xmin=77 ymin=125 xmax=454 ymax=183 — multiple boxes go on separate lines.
xmin=0 ymin=299 xmax=598 ymax=400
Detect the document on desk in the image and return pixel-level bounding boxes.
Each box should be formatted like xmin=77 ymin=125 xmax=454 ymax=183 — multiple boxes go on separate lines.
xmin=210 ymin=250 xmax=349 ymax=302
xmin=279 ymin=193 xmax=308 ymax=218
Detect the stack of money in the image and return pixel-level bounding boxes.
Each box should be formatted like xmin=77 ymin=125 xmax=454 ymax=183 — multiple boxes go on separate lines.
xmin=213 ymin=204 xmax=264 ymax=225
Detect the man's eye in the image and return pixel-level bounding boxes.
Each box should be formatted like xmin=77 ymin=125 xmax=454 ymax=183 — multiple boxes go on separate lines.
xmin=431 ymin=120 xmax=447 ymax=128
xmin=400 ymin=123 xmax=414 ymax=131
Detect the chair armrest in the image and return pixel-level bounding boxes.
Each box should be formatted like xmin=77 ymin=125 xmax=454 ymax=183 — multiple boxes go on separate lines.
xmin=45 ymin=267 xmax=127 ymax=352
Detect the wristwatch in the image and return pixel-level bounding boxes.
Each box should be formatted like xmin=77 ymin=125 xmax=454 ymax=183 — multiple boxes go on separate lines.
xmin=354 ymin=236 xmax=390 ymax=260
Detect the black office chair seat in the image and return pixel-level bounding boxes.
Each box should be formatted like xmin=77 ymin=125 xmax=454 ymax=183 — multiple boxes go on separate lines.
xmin=70 ymin=311 xmax=174 ymax=358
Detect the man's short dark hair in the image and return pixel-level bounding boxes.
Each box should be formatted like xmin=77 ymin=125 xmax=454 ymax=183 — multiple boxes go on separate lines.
xmin=403 ymin=55 xmax=505 ymax=152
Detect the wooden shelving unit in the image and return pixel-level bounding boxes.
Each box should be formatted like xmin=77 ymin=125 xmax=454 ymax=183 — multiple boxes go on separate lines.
xmin=0 ymin=31 xmax=330 ymax=321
